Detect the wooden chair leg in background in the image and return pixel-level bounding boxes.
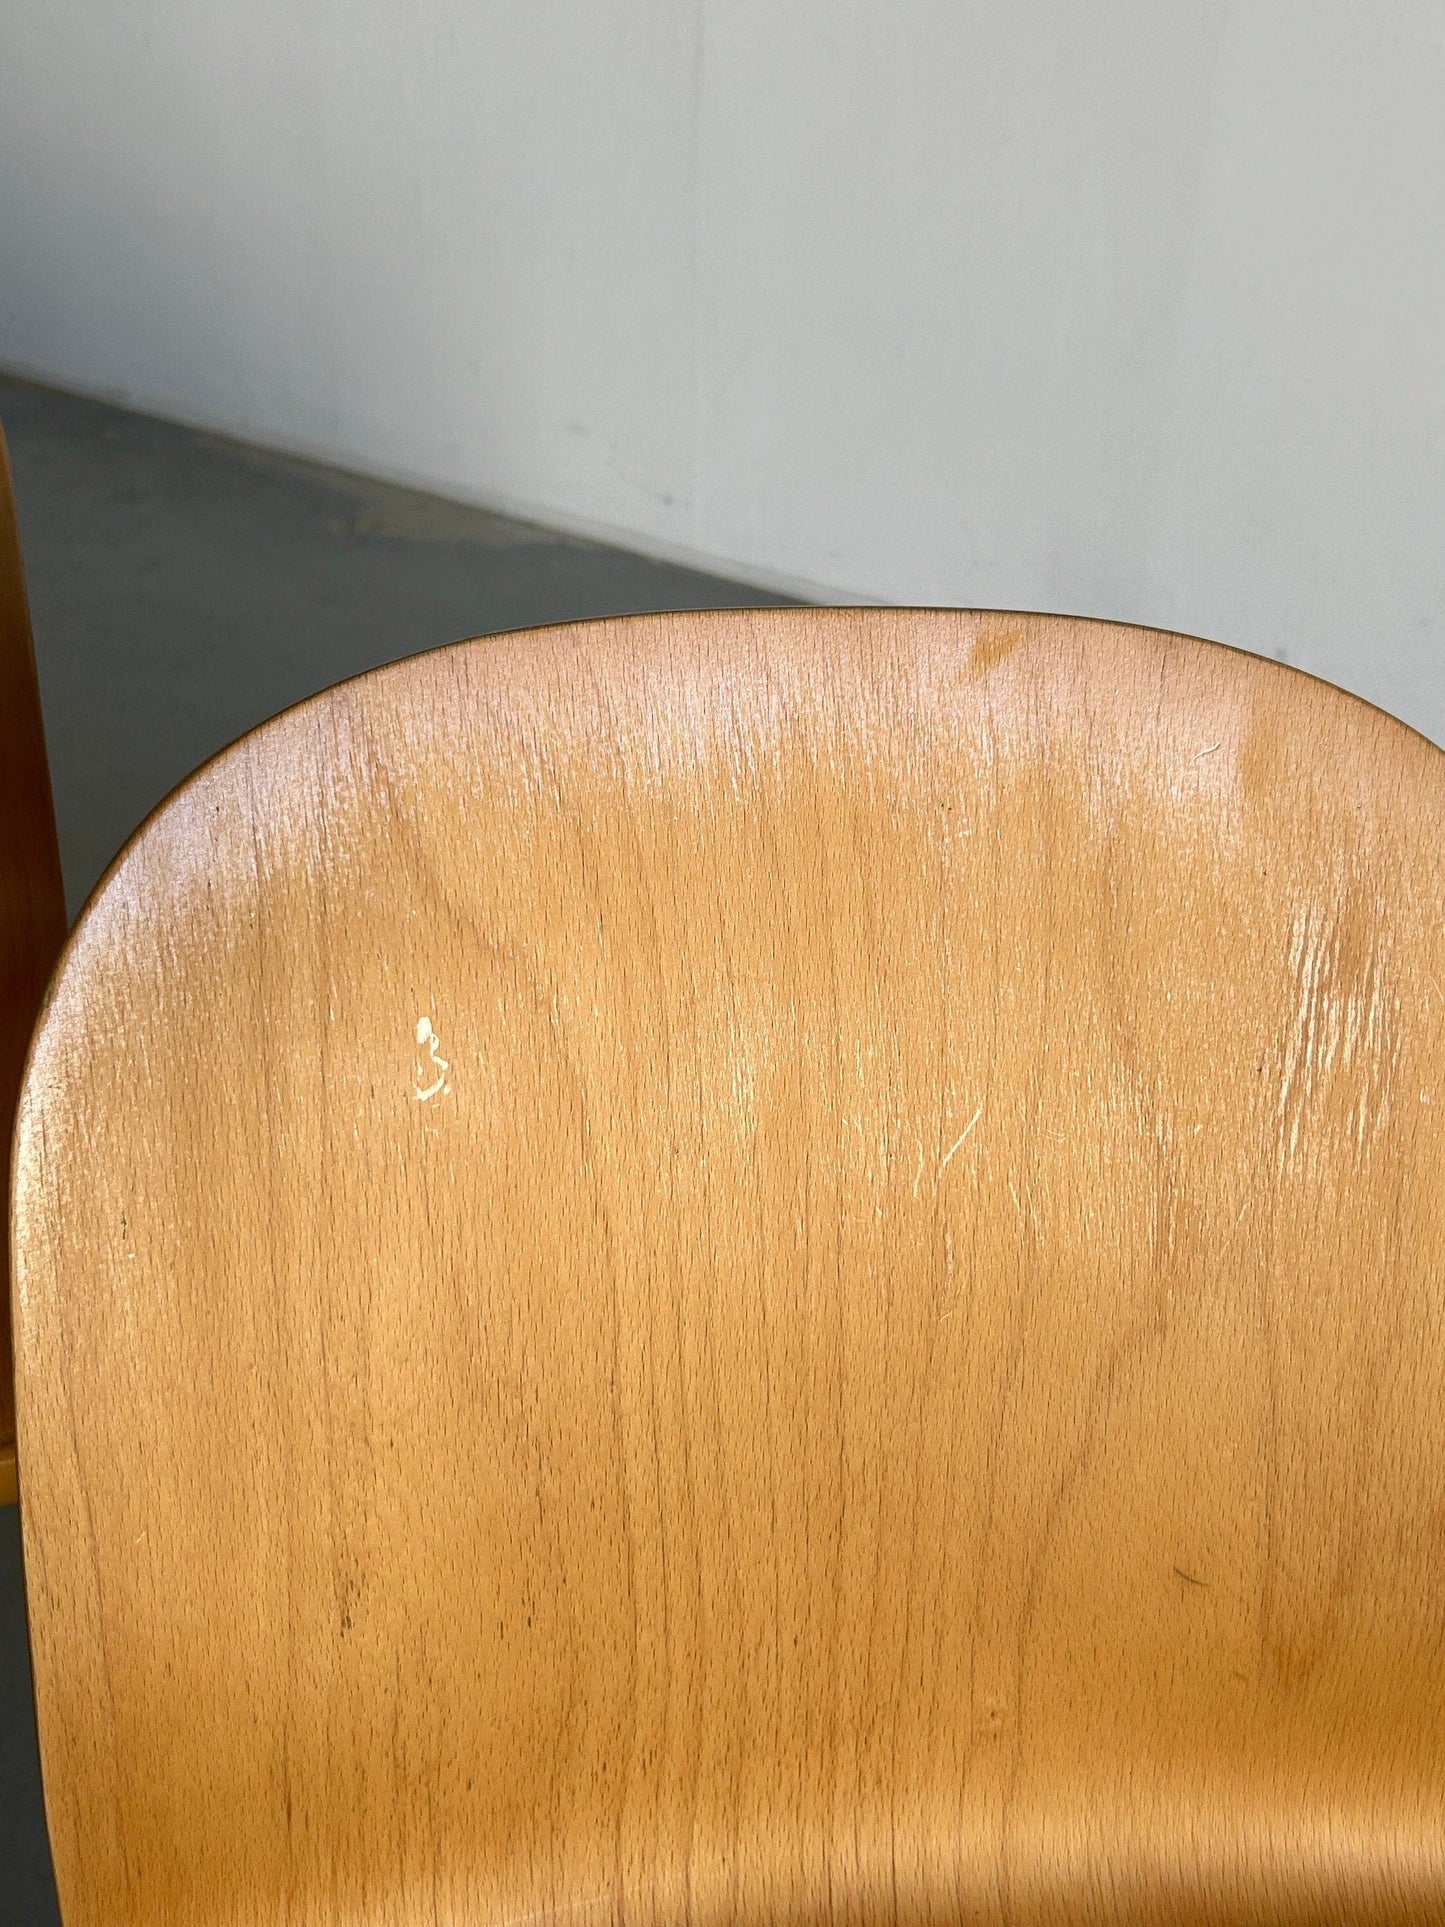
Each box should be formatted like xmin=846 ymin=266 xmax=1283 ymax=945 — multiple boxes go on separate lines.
xmin=0 ymin=421 xmax=66 ymax=1507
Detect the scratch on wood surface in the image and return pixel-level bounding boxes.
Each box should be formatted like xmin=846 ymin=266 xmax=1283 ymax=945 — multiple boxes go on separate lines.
xmin=497 ymin=1896 xmax=613 ymax=1927
xmin=939 ymin=1102 xmax=985 ymax=1174
xmin=1276 ymin=904 xmax=1397 ymax=1172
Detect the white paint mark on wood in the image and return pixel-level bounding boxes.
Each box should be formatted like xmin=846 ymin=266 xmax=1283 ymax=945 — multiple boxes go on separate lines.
xmin=414 ymin=1015 xmax=452 ymax=1101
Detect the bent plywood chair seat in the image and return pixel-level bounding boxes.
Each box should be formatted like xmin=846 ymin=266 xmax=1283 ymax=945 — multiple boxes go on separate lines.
xmin=0 ymin=419 xmax=66 ymax=1507
xmin=13 ymin=609 xmax=1445 ymax=1923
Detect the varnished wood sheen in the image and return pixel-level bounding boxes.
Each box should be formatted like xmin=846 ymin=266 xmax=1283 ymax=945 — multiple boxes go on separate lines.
xmin=13 ymin=610 xmax=1445 ymax=1921
xmin=0 ymin=420 xmax=65 ymax=1506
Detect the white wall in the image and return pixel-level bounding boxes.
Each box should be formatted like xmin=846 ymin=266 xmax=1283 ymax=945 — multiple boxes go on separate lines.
xmin=3 ymin=3 xmax=1444 ymax=738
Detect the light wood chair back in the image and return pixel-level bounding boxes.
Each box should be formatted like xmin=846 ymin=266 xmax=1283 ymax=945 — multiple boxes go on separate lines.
xmin=0 ymin=420 xmax=65 ymax=1507
xmin=13 ymin=610 xmax=1445 ymax=1922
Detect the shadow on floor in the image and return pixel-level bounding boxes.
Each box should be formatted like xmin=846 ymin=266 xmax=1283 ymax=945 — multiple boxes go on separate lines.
xmin=0 ymin=1505 xmax=55 ymax=1926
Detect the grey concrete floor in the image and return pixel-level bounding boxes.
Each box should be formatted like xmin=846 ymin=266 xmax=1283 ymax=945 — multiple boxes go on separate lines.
xmin=3 ymin=373 xmax=792 ymax=918
xmin=0 ymin=371 xmax=792 ymax=1924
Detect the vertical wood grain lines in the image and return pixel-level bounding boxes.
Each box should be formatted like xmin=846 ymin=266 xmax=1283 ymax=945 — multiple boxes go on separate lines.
xmin=13 ymin=609 xmax=1445 ymax=1921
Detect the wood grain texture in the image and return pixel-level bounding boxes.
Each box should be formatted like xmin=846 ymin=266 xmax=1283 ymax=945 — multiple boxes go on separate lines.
xmin=13 ymin=608 xmax=1445 ymax=1923
xmin=0 ymin=419 xmax=66 ymax=1507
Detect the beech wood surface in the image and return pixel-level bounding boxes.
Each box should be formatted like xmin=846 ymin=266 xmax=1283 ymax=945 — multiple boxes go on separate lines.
xmin=0 ymin=420 xmax=65 ymax=1507
xmin=13 ymin=608 xmax=1445 ymax=1922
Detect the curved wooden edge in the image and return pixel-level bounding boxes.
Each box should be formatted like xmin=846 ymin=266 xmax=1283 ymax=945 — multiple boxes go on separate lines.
xmin=0 ymin=1441 xmax=16 ymax=1510
xmin=15 ymin=608 xmax=1445 ymax=1920
xmin=33 ymin=599 xmax=1439 ymax=1006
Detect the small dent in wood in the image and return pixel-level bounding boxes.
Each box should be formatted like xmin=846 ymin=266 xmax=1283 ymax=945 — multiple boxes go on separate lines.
xmin=967 ymin=620 xmax=1026 ymax=676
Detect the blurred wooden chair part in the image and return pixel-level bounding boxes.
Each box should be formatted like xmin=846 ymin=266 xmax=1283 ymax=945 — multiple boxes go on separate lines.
xmin=12 ymin=609 xmax=1445 ymax=1922
xmin=0 ymin=420 xmax=66 ymax=1509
